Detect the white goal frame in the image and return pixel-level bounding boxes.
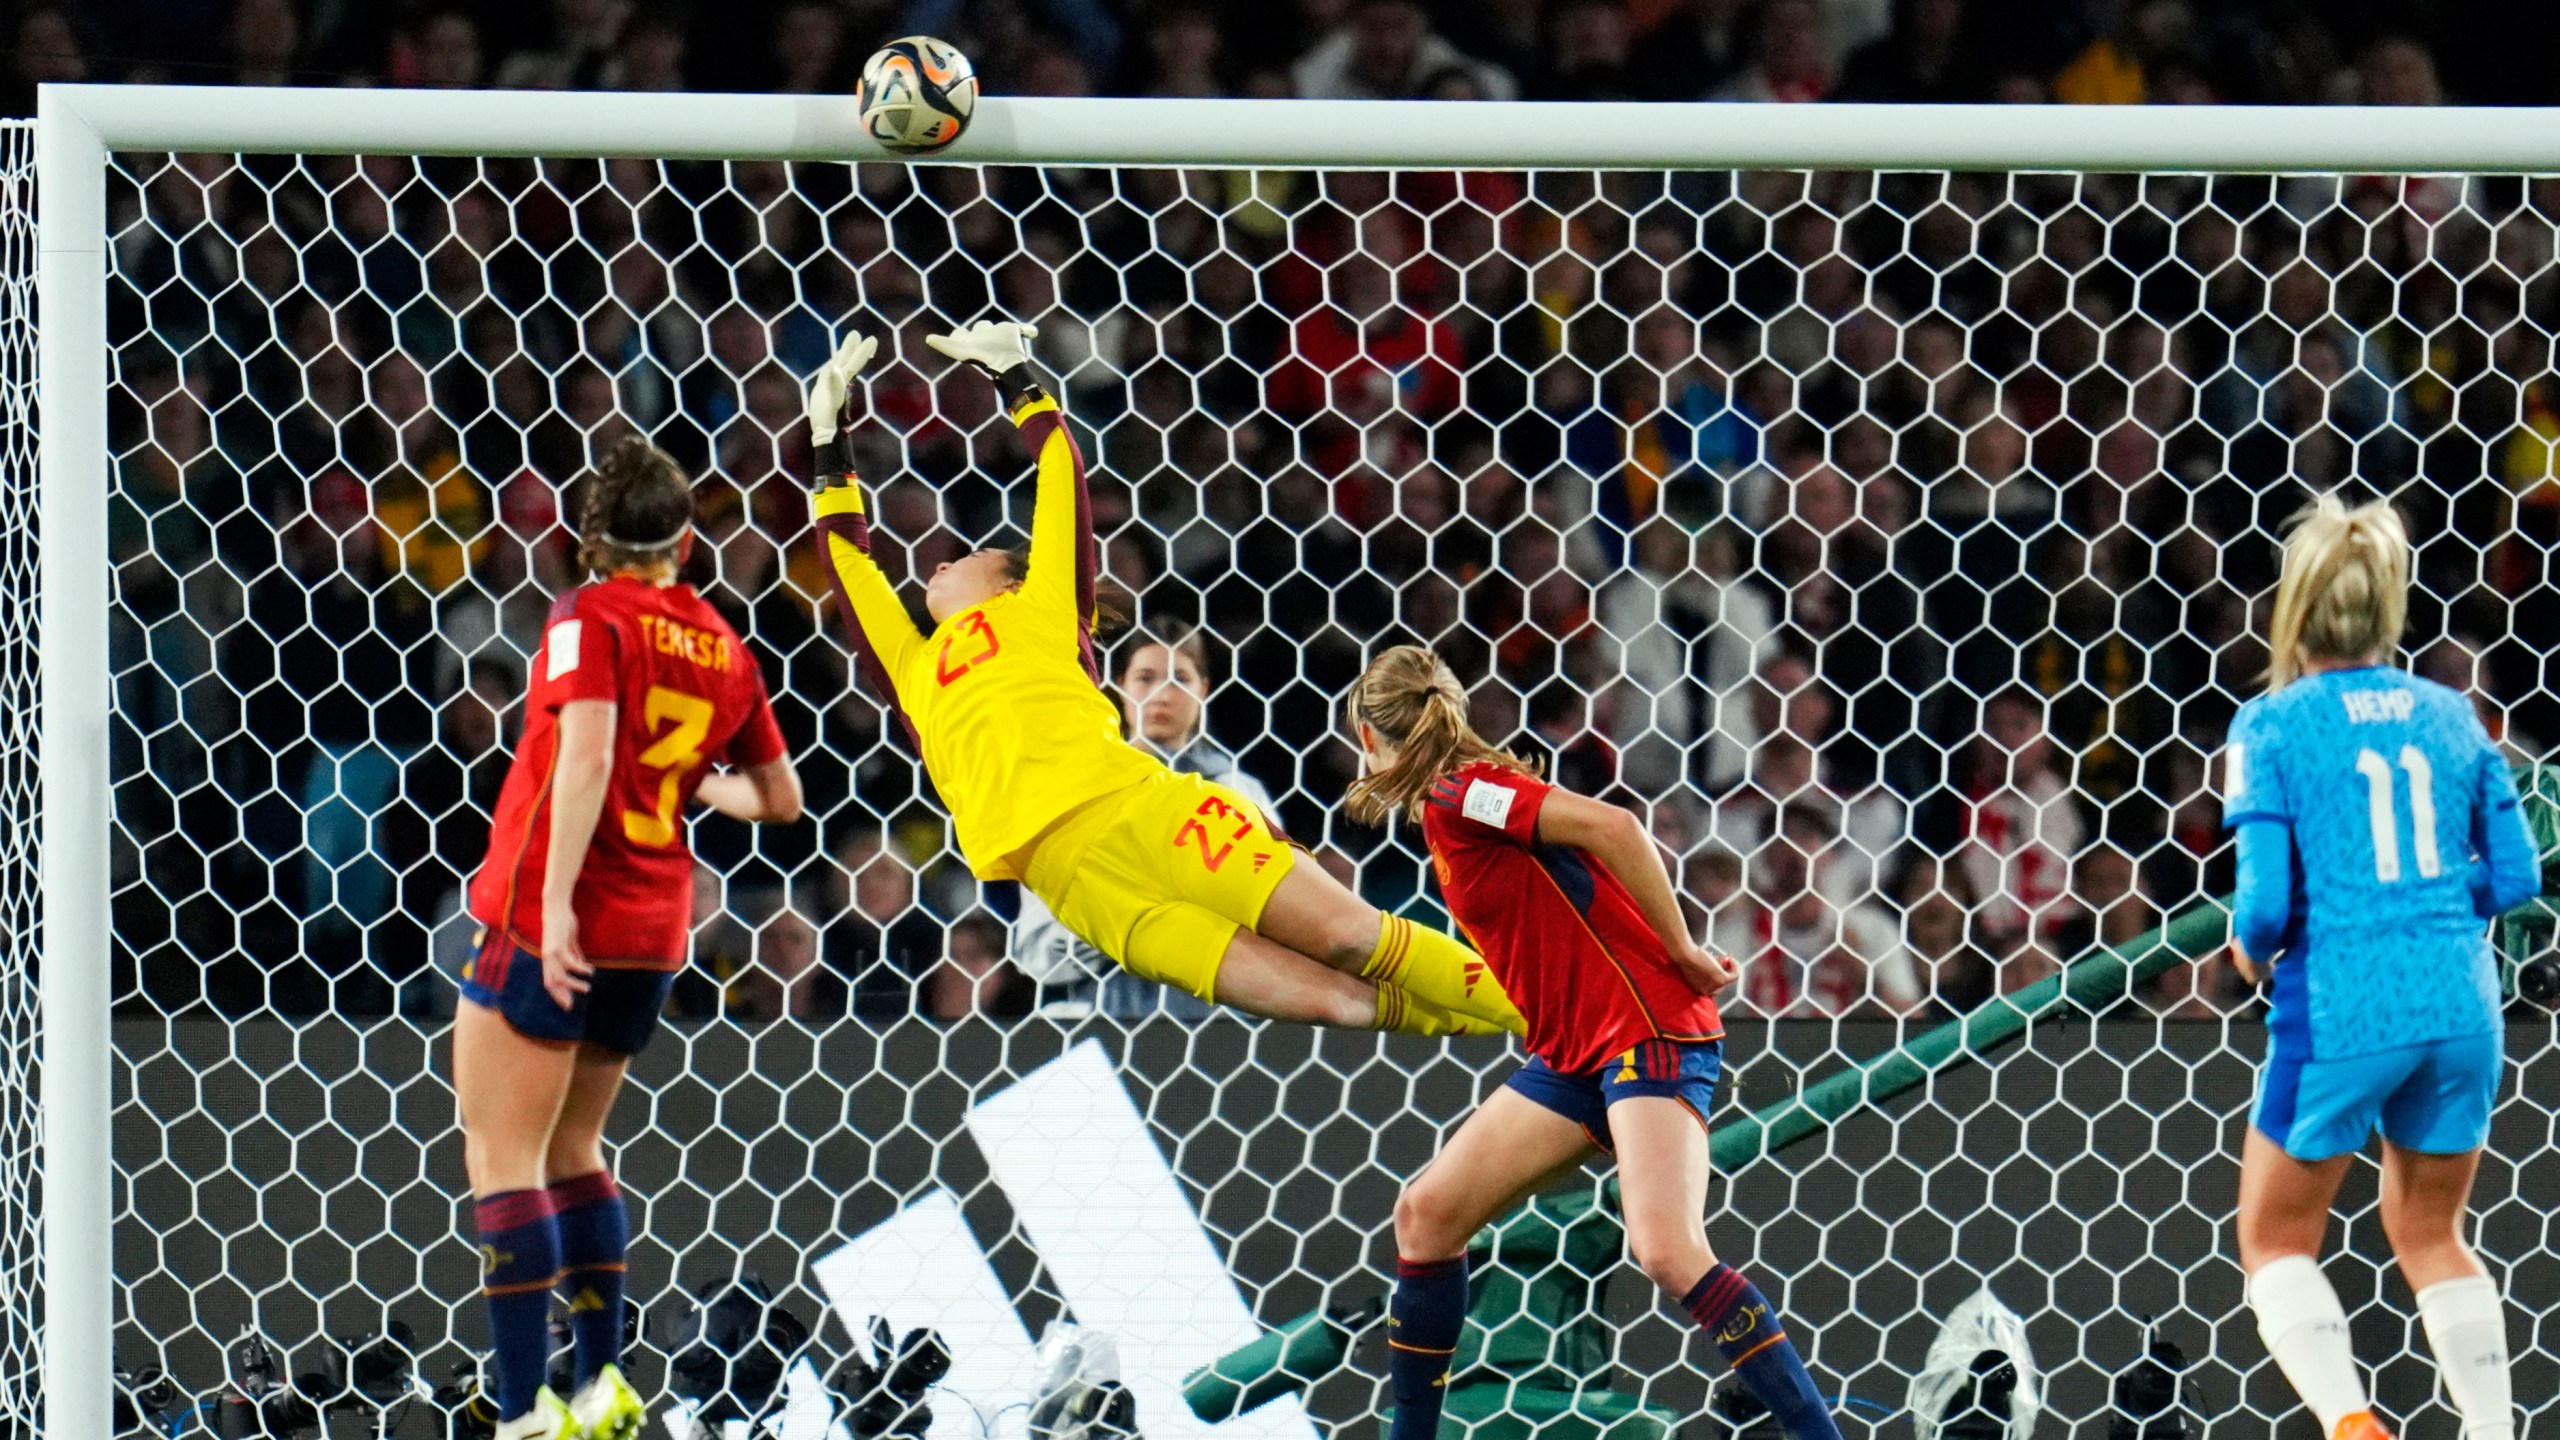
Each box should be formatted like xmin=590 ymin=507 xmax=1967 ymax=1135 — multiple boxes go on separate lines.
xmin=33 ymin=81 xmax=2560 ymax=1437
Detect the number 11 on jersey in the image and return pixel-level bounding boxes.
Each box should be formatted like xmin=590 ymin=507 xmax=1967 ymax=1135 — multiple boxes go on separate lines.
xmin=2355 ymin=744 xmax=2441 ymax=883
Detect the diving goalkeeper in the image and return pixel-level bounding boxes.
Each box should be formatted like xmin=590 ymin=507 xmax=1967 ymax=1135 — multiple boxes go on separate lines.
xmin=804 ymin=318 xmax=1521 ymax=1038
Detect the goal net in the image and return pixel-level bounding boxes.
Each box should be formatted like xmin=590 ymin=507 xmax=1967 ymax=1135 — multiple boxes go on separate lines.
xmin=53 ymin=94 xmax=2560 ymax=1437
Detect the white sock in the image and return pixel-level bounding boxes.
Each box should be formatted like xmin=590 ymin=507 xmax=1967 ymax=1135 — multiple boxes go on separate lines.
xmin=2417 ymin=1275 xmax=2513 ymax=1440
xmin=2249 ymin=1254 xmax=2368 ymax=1432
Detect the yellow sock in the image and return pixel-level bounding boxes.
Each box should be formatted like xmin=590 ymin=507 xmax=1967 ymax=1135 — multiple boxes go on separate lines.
xmin=1362 ymin=916 xmax=1525 ymax=1036
xmin=1370 ymin=985 xmax=1509 ymax=1038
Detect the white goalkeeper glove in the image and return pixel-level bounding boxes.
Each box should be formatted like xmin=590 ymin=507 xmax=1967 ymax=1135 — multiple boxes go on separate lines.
xmin=926 ymin=319 xmax=1039 ymax=378
xmin=806 ymin=329 xmax=878 ymax=449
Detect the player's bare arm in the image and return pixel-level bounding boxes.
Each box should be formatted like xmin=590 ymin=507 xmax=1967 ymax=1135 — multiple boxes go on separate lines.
xmin=539 ymin=697 xmax=616 ymax=1009
xmin=694 ymin=757 xmax=803 ymax=825
xmin=1533 ymin=788 xmax=1737 ymax=994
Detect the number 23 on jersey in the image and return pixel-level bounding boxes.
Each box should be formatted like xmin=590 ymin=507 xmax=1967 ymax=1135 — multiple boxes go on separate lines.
xmin=937 ymin=610 xmax=1001 ymax=686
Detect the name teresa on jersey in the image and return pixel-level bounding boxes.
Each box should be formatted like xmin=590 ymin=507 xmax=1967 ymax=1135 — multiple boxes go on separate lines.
xmin=637 ymin=613 xmax=735 ymax=672
xmin=2340 ymin=688 xmax=2416 ymax=724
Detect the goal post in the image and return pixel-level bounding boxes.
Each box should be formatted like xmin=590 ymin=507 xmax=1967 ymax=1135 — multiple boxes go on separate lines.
xmin=31 ymin=80 xmax=2560 ymax=1438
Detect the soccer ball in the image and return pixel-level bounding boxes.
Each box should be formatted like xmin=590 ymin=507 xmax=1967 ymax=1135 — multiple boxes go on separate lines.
xmin=856 ymin=37 xmax=978 ymax=155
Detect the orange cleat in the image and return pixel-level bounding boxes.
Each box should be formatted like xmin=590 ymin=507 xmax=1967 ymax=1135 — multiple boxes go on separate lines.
xmin=2331 ymin=1413 xmax=2393 ymax=1440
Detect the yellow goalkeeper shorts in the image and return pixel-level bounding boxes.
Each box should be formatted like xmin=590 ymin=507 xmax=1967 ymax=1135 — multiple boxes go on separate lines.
xmin=1022 ymin=769 xmax=1298 ymax=1002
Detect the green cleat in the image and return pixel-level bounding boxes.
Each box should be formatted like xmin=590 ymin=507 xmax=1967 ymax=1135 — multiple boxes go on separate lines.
xmin=568 ymin=1362 xmax=647 ymax=1440
xmin=494 ymin=1387 xmax=577 ymax=1440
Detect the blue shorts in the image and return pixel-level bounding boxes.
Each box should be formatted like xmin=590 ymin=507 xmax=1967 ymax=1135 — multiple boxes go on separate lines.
xmin=1505 ymin=1039 xmax=1723 ymax=1153
xmin=2255 ymin=1032 xmax=2502 ymax=1162
xmin=460 ymin=940 xmax=676 ymax=1056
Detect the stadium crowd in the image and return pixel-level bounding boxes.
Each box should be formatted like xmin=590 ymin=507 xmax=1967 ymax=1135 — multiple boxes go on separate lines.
xmin=9 ymin=0 xmax=2555 ymax=111
xmin=70 ymin=0 xmax=2560 ymax=1028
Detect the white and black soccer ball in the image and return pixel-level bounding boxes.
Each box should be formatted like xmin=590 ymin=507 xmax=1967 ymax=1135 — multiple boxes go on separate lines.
xmin=856 ymin=36 xmax=978 ymax=155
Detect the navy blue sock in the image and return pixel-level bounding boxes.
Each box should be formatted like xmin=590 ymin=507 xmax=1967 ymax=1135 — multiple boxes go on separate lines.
xmin=1681 ymin=1265 xmax=1841 ymax=1440
xmin=474 ymin=1189 xmax=562 ymax=1420
xmin=549 ymin=1171 xmax=628 ymax=1388
xmin=1386 ymin=1256 xmax=1468 ymax=1440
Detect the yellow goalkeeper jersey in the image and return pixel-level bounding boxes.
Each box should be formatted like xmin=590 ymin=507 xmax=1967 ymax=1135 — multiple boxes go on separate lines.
xmin=811 ymin=390 xmax=1159 ymax=880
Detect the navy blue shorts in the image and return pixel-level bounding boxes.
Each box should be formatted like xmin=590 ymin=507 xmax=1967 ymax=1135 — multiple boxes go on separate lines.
xmin=1505 ymin=1039 xmax=1723 ymax=1152
xmin=460 ymin=939 xmax=676 ymax=1056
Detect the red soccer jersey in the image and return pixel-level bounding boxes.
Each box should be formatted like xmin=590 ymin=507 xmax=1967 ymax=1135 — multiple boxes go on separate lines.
xmin=1421 ymin=761 xmax=1723 ymax=1074
xmin=468 ymin=576 xmax=787 ymax=970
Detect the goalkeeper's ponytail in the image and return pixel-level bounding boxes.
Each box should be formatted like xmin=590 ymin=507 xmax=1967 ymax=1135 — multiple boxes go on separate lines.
xmin=2265 ymin=494 xmax=2410 ymax=690
xmin=1344 ymin=645 xmax=1537 ymax=825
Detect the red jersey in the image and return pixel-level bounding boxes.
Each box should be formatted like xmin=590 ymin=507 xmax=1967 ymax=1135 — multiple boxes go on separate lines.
xmin=1421 ymin=762 xmax=1723 ymax=1074
xmin=468 ymin=577 xmax=787 ymax=970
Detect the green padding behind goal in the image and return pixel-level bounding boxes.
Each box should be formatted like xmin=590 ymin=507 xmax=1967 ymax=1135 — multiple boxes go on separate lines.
xmin=1182 ymin=895 xmax=2234 ymax=1427
xmin=1703 ymin=896 xmax=2234 ymax=1173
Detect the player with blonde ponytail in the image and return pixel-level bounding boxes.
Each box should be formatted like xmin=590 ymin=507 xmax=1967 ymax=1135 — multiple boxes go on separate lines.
xmin=2225 ymin=495 xmax=2537 ymax=1440
xmin=1345 ymin=645 xmax=1847 ymax=1440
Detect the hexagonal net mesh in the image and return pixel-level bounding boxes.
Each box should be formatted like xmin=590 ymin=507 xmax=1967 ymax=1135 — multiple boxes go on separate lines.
xmin=0 ymin=121 xmax=39 ymax=1430
xmin=99 ymin=144 xmax=2560 ymax=1436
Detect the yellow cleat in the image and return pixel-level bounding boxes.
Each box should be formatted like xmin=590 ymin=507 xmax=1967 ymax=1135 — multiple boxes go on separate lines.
xmin=494 ymin=1388 xmax=577 ymax=1440
xmin=568 ymin=1362 xmax=647 ymax=1440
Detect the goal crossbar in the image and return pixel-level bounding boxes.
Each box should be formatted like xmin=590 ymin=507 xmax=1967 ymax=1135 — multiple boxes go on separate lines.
xmin=37 ymin=82 xmax=2560 ymax=171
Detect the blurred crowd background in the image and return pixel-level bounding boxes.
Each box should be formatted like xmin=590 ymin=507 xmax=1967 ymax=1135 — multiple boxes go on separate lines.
xmin=65 ymin=0 xmax=2560 ymax=1032
xmin=11 ymin=0 xmax=2560 ymax=110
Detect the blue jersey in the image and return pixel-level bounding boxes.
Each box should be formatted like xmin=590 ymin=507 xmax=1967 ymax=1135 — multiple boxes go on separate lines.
xmin=2223 ymin=667 xmax=2537 ymax=1061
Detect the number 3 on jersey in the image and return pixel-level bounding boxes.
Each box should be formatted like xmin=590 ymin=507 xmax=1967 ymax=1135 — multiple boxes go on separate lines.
xmin=2355 ymin=744 xmax=2441 ymax=882
xmin=623 ymin=685 xmax=715 ymax=846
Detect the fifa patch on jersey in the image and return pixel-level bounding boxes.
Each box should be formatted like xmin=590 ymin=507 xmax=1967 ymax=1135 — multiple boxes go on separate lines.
xmin=546 ymin=620 xmax=583 ymax=680
xmin=1461 ymin=778 xmax=1515 ymax=829
xmin=2224 ymin=744 xmax=2244 ymax=799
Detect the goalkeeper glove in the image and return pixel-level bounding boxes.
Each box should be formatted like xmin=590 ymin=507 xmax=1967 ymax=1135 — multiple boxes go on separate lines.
xmin=805 ymin=329 xmax=877 ymax=479
xmin=927 ymin=319 xmax=1043 ymax=404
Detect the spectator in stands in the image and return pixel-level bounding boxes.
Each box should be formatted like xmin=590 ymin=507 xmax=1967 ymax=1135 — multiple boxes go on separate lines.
xmin=394 ymin=11 xmax=484 ymax=89
xmin=4 ymin=6 xmax=88 ymax=113
xmin=1712 ymin=731 xmax=1902 ymax=907
xmin=929 ymin=915 xmax=1024 ymax=1020
xmin=768 ymin=1 xmax=851 ymax=94
xmin=1899 ymin=858 xmax=1991 ymax=1014
xmin=1720 ymin=835 xmax=1919 ymax=1018
xmin=1711 ymin=0 xmax=1829 ymax=103
xmin=2050 ymin=0 xmax=2145 ymax=105
xmin=1136 ymin=3 xmax=1224 ymax=96
xmin=2356 ymin=33 xmax=2443 ymax=106
xmin=1293 ymin=0 xmax=1517 ymax=100
xmin=1834 ymin=0 xmax=1978 ymax=102
xmin=1595 ymin=518 xmax=1776 ymax=798
xmin=2420 ymin=636 xmax=2539 ymax=763
xmin=673 ymin=866 xmax=746 ymax=1017
xmin=906 ymin=0 xmax=1125 ymax=85
xmin=607 ymin=4 xmax=688 ymax=92
xmin=819 ymin=833 xmax=945 ymax=1020
xmin=1531 ymin=0 xmax=1640 ymax=102
xmin=494 ymin=0 xmax=628 ymax=90
xmin=1627 ymin=0 xmax=1745 ymax=99
xmin=406 ymin=658 xmax=515 ymax=1013
xmin=1267 ymin=250 xmax=1463 ymax=473
xmin=226 ymin=0 xmax=302 ymax=86
xmin=1959 ymin=687 xmax=2083 ymax=975
xmin=732 ymin=901 xmax=824 ymax=1021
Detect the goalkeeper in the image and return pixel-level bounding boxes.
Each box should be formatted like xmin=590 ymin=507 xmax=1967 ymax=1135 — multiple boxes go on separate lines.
xmin=803 ymin=318 xmax=1521 ymax=1037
